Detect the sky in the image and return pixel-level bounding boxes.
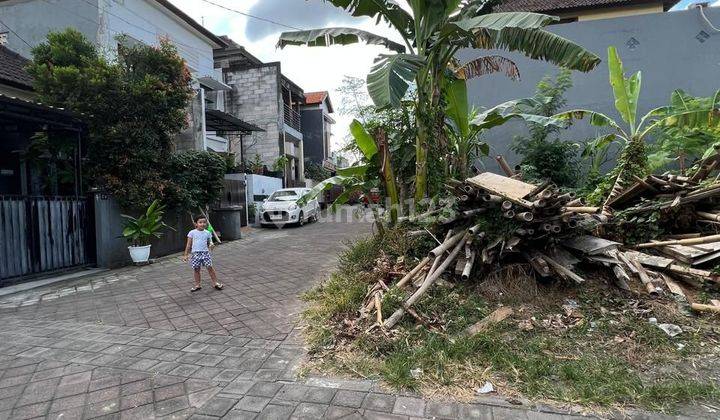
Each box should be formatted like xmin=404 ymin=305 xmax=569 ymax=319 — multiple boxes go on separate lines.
xmin=168 ymin=0 xmax=719 ymax=152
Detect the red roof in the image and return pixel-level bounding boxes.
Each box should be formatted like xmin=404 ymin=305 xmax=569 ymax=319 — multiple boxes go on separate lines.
xmin=496 ymin=0 xmax=679 ymax=13
xmin=304 ymin=91 xmax=333 ymax=113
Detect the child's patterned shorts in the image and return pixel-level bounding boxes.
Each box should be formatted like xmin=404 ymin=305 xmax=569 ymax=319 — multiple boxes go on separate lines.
xmin=190 ymin=251 xmax=212 ymax=269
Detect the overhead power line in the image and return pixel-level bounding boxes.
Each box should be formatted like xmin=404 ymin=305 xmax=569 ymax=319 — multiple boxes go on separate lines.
xmin=0 ymin=17 xmax=34 ymax=48
xmin=196 ymin=0 xmax=303 ymax=31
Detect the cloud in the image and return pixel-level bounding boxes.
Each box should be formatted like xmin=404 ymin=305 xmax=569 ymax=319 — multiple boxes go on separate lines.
xmin=170 ymin=0 xmax=401 ymax=152
xmin=244 ymin=0 xmax=357 ymax=41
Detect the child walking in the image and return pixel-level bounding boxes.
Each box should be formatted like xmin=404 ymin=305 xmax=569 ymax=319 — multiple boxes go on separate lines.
xmin=183 ymin=215 xmax=223 ymax=292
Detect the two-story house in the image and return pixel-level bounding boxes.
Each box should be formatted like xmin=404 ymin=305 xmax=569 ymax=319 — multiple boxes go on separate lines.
xmin=300 ymin=91 xmax=336 ymax=168
xmin=214 ymin=37 xmax=307 ymax=186
xmin=0 ymin=0 xmax=263 ymax=153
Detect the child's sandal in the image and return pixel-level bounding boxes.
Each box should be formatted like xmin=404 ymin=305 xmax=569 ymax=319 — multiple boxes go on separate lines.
xmin=190 ymin=286 xmax=202 ymax=292
xmin=214 ymin=283 xmax=224 ymax=290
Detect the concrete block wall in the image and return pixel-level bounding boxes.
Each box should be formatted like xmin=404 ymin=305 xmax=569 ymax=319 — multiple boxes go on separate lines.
xmin=224 ymin=65 xmax=283 ymax=165
xmin=462 ymin=7 xmax=720 ymax=173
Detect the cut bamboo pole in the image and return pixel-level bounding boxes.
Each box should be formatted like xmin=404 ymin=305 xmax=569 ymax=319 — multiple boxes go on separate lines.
xmin=565 ymin=198 xmax=583 ymax=207
xmin=461 ymin=249 xmax=476 ymax=280
xmin=635 ymin=234 xmax=720 ymax=249
xmin=384 ymin=233 xmax=470 ymax=329
xmin=628 ymin=257 xmax=660 ymax=294
xmin=697 ymin=211 xmax=720 ymax=222
xmin=691 ymin=303 xmax=720 ymax=313
xmin=560 ymin=206 xmax=599 ymax=214
xmin=539 ymin=253 xmax=585 ymax=283
xmin=428 ymin=231 xmax=464 ymax=258
xmin=395 ymin=257 xmax=430 ymax=289
xmin=515 ymin=212 xmax=534 ymax=222
xmin=495 ymin=155 xmax=515 ymax=177
xmin=374 ymin=293 xmax=383 ymax=325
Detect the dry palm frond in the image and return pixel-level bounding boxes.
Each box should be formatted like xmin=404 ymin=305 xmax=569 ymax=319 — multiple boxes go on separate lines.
xmin=454 ymin=55 xmax=520 ymax=81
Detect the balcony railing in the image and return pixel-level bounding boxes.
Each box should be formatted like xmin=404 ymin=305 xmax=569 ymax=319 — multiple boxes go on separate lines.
xmin=283 ymin=103 xmax=301 ymax=131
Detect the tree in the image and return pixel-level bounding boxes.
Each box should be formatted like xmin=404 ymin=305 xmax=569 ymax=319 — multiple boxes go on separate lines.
xmin=278 ymin=1 xmax=601 ymax=202
xmin=554 ymin=46 xmax=720 ymax=206
xmin=510 ymin=69 xmax=581 ymax=186
xmin=300 ymin=120 xmax=400 ymax=225
xmin=27 ymin=29 xmax=203 ymax=209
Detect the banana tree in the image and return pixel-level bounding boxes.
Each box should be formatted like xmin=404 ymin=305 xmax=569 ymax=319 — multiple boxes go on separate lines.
xmin=554 ymin=46 xmax=720 ymax=206
xmin=446 ymin=77 xmax=568 ymax=178
xmin=298 ymin=119 xmax=400 ymax=225
xmin=445 ymin=79 xmax=488 ymax=179
xmin=278 ymin=1 xmax=601 ymax=202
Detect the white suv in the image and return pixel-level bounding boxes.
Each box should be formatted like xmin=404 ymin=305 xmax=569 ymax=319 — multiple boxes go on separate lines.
xmin=259 ymin=188 xmax=320 ymax=227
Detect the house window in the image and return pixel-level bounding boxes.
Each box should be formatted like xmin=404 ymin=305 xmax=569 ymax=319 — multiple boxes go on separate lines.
xmin=0 ymin=32 xmax=8 ymax=46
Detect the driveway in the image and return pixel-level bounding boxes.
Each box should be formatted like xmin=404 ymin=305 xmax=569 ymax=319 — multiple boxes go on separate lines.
xmin=0 ymin=215 xmax=602 ymax=419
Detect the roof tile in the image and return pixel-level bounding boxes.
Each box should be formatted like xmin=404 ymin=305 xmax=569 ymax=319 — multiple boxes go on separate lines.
xmin=0 ymin=45 xmax=33 ymax=90
xmin=496 ymin=0 xmax=678 ymax=13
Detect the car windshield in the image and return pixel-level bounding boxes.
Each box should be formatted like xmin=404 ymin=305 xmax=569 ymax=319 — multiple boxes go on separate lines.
xmin=268 ymin=190 xmax=299 ymax=201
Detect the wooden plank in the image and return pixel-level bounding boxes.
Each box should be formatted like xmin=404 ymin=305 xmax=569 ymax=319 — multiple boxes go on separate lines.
xmin=548 ymin=247 xmax=580 ymax=269
xmin=0 ymin=201 xmax=6 ymax=279
xmin=17 ymin=199 xmax=28 ymax=276
xmin=623 ymin=250 xmax=674 ymax=269
xmin=692 ymin=249 xmax=720 ymax=266
xmin=463 ymin=307 xmax=514 ymax=336
xmin=658 ymin=244 xmax=703 ymax=264
xmin=466 ymin=173 xmax=536 ymax=207
xmin=38 ymin=200 xmax=48 ymax=271
xmin=7 ymin=200 xmax=20 ymax=277
xmin=564 ymin=235 xmax=620 ymax=255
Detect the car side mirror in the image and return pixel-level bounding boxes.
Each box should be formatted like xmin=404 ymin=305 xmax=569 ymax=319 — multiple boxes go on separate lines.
xmin=263 ymin=198 xmax=268 ymax=203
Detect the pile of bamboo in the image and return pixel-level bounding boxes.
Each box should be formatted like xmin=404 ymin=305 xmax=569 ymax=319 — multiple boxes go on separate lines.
xmin=361 ymin=172 xmax=603 ymax=329
xmin=357 ymin=155 xmax=720 ymax=331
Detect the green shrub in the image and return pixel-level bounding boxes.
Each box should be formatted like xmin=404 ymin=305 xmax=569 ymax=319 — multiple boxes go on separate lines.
xmin=27 ymin=29 xmax=196 ymax=210
xmin=167 ymin=151 xmax=226 ymax=211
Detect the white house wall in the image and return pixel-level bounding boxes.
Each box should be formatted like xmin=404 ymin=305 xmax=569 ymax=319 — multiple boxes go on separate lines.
xmin=0 ymin=0 xmax=101 ymax=58
xmin=99 ymin=0 xmax=216 ymax=75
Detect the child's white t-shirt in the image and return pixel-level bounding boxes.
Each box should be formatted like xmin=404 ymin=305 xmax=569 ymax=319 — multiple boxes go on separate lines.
xmin=187 ymin=229 xmax=212 ymax=252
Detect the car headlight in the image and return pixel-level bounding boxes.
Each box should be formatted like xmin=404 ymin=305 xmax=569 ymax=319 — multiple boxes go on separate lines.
xmin=288 ymin=203 xmax=298 ymax=211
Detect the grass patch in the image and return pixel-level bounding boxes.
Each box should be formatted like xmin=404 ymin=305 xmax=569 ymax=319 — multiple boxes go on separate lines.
xmin=301 ymin=229 xmax=720 ymax=413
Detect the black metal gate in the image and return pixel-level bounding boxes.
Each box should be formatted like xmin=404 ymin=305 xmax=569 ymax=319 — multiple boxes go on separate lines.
xmin=0 ymin=196 xmax=95 ymax=283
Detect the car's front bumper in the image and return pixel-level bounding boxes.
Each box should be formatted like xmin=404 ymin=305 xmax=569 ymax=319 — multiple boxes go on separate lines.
xmin=261 ymin=208 xmax=301 ymax=224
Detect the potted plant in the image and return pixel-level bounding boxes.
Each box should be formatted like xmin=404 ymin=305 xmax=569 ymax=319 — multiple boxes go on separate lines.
xmin=248 ymin=154 xmax=264 ymax=174
xmin=121 ymin=199 xmax=173 ymax=263
xmin=273 ymin=155 xmax=289 ymax=173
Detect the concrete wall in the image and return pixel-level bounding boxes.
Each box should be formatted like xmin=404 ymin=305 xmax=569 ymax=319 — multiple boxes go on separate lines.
xmin=0 ymin=0 xmax=217 ymax=74
xmin=100 ymin=0 xmax=217 ymax=75
xmin=301 ymin=108 xmax=325 ymax=164
xmin=93 ymin=194 xmax=193 ymax=268
xmin=0 ymin=0 xmax=100 ymax=58
xmin=222 ymin=64 xmax=283 ymax=165
xmin=461 ymin=7 xmax=720 ymax=173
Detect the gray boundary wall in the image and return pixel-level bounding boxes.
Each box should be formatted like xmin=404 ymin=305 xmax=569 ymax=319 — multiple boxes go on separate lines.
xmin=459 ymin=7 xmax=720 ymax=173
xmin=93 ymin=194 xmax=194 ymax=268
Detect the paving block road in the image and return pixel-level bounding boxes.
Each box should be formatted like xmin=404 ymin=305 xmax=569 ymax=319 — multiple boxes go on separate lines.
xmin=0 ymin=215 xmax=688 ymax=419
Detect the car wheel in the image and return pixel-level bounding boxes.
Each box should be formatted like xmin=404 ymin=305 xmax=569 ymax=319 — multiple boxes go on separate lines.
xmin=298 ymin=211 xmax=305 ymax=226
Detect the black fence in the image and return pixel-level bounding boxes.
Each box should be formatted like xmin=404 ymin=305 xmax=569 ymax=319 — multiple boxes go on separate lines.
xmin=0 ymin=196 xmax=95 ymax=282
